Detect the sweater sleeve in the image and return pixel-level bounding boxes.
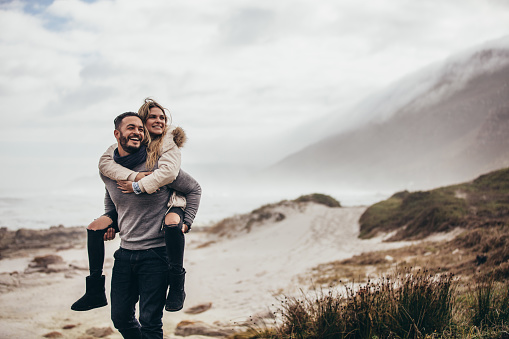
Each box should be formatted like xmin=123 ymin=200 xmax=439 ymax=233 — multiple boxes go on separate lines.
xmin=167 ymin=169 xmax=202 ymax=227
xmin=98 ymin=144 xmax=138 ymax=181
xmin=104 ymin=187 xmax=116 ymax=215
xmin=137 ymin=132 xmax=181 ymax=194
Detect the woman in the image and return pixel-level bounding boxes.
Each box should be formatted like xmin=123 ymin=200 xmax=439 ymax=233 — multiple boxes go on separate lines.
xmin=71 ymin=98 xmax=201 ymax=313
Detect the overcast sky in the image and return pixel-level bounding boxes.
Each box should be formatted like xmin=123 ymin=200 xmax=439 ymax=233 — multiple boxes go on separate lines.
xmin=1 ymin=0 xmax=509 ymax=194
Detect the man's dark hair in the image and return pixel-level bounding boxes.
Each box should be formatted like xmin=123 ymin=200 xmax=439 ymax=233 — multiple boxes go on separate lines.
xmin=114 ymin=112 xmax=141 ymax=130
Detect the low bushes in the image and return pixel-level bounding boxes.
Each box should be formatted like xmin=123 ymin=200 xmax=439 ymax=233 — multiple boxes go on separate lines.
xmin=359 ymin=167 xmax=509 ymax=241
xmin=233 ymin=269 xmax=509 ymax=339
xmin=294 ymin=194 xmax=341 ymax=208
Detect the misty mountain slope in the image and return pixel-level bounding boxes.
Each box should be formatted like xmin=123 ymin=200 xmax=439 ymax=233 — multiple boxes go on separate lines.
xmin=266 ymin=48 xmax=509 ymax=192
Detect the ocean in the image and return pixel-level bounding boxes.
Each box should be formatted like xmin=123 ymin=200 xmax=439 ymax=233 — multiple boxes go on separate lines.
xmin=0 ymin=188 xmax=389 ymax=230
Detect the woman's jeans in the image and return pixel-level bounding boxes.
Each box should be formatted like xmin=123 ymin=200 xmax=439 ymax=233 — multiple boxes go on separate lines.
xmin=164 ymin=207 xmax=185 ymax=274
xmin=111 ymin=246 xmax=168 ymax=339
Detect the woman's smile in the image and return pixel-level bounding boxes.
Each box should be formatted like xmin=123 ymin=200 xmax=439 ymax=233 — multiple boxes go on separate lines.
xmin=145 ymin=107 xmax=166 ymax=135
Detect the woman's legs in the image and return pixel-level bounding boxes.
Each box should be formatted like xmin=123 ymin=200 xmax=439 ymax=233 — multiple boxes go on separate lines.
xmin=87 ymin=218 xmax=109 ymax=278
xmin=163 ymin=207 xmax=186 ymax=312
xmin=163 ymin=210 xmax=185 ymax=274
xmin=71 ymin=214 xmax=115 ymax=311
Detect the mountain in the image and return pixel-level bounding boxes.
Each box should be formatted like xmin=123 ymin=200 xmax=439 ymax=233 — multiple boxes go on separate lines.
xmin=265 ymin=39 xmax=509 ymax=192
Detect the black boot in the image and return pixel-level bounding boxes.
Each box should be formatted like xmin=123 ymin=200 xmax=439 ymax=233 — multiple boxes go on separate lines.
xmin=165 ymin=269 xmax=186 ymax=312
xmin=71 ymin=275 xmax=107 ymax=311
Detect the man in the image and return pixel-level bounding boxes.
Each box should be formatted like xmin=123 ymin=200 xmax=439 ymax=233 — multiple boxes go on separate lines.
xmin=103 ymin=112 xmax=171 ymax=338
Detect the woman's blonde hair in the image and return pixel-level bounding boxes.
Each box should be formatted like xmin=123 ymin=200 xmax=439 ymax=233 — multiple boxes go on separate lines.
xmin=138 ymin=98 xmax=172 ymax=170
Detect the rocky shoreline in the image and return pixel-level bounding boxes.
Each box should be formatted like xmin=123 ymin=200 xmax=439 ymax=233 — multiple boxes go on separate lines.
xmin=0 ymin=226 xmax=88 ymax=297
xmin=0 ymin=225 xmax=86 ymax=260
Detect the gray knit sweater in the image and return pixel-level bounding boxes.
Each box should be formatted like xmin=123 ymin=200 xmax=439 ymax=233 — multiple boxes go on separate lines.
xmin=102 ymin=161 xmax=170 ymax=250
xmin=167 ymin=169 xmax=201 ymax=227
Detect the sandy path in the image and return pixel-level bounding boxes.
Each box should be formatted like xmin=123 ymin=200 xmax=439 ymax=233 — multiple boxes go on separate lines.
xmin=183 ymin=205 xmax=411 ymax=323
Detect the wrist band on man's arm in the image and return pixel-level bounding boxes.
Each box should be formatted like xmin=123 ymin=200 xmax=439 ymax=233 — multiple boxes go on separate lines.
xmin=132 ymin=182 xmax=142 ymax=195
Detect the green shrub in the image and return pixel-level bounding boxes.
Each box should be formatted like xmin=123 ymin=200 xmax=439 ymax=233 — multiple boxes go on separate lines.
xmin=358 ymin=194 xmax=403 ymax=238
xmin=360 ymin=189 xmax=468 ymax=240
xmin=294 ymin=194 xmax=341 ymax=208
xmin=359 ymin=167 xmax=509 ymax=241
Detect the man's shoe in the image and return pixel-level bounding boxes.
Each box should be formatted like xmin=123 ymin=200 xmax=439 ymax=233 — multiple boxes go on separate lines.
xmin=71 ymin=275 xmax=107 ymax=311
xmin=165 ymin=269 xmax=186 ymax=312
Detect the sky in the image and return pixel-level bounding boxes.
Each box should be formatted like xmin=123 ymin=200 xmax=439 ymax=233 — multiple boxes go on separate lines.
xmin=1 ymin=0 xmax=509 ymax=195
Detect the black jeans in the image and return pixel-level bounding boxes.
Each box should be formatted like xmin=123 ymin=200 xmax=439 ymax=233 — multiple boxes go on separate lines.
xmin=164 ymin=207 xmax=185 ymax=274
xmin=103 ymin=207 xmax=186 ymax=274
xmin=111 ymin=246 xmax=168 ymax=339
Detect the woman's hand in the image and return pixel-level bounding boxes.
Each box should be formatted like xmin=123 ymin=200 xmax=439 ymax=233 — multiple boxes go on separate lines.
xmin=117 ymin=180 xmax=134 ymax=193
xmin=134 ymin=171 xmax=153 ymax=182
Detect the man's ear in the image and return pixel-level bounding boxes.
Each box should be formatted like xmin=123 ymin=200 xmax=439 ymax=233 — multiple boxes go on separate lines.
xmin=114 ymin=129 xmax=120 ymax=140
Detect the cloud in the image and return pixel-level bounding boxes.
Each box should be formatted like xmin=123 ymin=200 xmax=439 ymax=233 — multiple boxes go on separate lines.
xmin=220 ymin=7 xmax=275 ymax=45
xmin=1 ymin=0 xmax=509 ymax=193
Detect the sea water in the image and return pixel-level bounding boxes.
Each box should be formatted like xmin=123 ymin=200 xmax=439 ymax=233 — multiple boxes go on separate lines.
xmin=0 ymin=188 xmax=390 ymax=230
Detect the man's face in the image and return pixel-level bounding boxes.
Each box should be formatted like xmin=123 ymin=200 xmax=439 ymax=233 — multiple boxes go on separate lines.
xmin=115 ymin=116 xmax=144 ymax=154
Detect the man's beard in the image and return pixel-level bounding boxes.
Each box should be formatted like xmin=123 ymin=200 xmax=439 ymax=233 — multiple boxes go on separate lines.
xmin=119 ymin=134 xmax=141 ymax=154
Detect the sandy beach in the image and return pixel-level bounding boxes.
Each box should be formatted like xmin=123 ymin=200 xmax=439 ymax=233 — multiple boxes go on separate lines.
xmin=0 ymin=204 xmax=423 ymax=338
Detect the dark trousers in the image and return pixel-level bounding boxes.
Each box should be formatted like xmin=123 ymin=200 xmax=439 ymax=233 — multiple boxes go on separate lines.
xmin=163 ymin=207 xmax=185 ymax=274
xmin=111 ymin=246 xmax=168 ymax=339
xmin=100 ymin=207 xmax=185 ymax=275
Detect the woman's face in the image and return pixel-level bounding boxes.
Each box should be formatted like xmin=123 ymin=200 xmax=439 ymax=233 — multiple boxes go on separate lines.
xmin=145 ymin=107 xmax=166 ymax=136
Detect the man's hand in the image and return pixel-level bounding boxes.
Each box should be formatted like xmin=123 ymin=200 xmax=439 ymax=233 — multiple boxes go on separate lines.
xmin=104 ymin=227 xmax=116 ymax=241
xmin=134 ymin=171 xmax=153 ymax=182
xmin=117 ymin=180 xmax=134 ymax=193
xmin=182 ymin=223 xmax=189 ymax=234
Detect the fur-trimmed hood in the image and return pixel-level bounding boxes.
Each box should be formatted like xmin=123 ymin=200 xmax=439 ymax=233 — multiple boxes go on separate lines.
xmin=170 ymin=126 xmax=187 ymax=148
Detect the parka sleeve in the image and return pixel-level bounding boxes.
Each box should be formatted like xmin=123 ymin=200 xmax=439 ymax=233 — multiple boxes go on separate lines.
xmin=98 ymin=144 xmax=138 ymax=182
xmin=137 ymin=132 xmax=181 ymax=194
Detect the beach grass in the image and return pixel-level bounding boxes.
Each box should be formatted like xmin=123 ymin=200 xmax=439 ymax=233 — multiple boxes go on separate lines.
xmin=232 ymin=269 xmax=509 ymax=339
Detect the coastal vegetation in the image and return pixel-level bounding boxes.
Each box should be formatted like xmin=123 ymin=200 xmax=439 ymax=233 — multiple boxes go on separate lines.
xmin=359 ymin=167 xmax=509 ymax=241
xmin=294 ymin=194 xmax=342 ymax=208
xmin=231 ymin=167 xmax=509 ymax=338
xmin=232 ymin=271 xmax=509 ymax=338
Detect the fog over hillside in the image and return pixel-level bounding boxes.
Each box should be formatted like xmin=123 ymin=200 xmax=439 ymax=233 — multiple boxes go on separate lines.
xmin=263 ymin=37 xmax=509 ymax=194
xmin=292 ymin=36 xmax=509 ymax=147
xmin=56 ymin=37 xmax=509 ymax=222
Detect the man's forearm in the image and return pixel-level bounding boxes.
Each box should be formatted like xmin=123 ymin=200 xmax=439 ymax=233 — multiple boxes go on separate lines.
xmin=167 ymin=170 xmax=202 ymax=226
